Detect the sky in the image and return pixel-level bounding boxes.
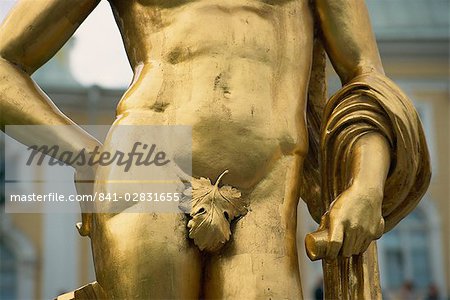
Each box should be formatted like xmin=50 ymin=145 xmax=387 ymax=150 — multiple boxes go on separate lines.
xmin=0 ymin=0 xmax=132 ymax=88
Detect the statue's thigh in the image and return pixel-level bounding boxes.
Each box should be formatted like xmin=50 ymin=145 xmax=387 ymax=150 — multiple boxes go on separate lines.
xmin=203 ymin=207 xmax=303 ymax=299
xmin=90 ymin=212 xmax=202 ymax=299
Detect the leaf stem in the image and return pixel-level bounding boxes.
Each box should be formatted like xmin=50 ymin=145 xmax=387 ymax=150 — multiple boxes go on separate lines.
xmin=214 ymin=170 xmax=229 ymax=188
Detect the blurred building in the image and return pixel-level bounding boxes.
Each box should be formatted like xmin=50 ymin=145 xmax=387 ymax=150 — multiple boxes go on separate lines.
xmin=1 ymin=1 xmax=449 ymax=299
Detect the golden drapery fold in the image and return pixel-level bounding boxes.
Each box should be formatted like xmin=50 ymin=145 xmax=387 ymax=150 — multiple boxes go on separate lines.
xmin=321 ymin=73 xmax=431 ymax=231
xmin=302 ymin=42 xmax=431 ymax=299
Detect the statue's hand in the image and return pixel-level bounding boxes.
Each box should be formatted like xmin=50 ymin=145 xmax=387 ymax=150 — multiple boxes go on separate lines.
xmin=74 ymin=166 xmax=96 ymax=195
xmin=325 ymin=183 xmax=385 ymax=260
xmin=73 ymin=143 xmax=101 ymax=199
xmin=74 ymin=165 xmax=97 ymax=236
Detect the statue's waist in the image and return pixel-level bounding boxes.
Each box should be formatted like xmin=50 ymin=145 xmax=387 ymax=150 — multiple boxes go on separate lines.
xmin=105 ymin=111 xmax=305 ymax=189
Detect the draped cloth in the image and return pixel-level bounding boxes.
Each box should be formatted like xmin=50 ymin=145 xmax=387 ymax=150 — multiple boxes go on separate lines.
xmin=301 ymin=39 xmax=432 ymax=299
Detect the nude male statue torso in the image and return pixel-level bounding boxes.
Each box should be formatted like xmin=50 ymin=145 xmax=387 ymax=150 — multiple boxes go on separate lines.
xmin=92 ymin=0 xmax=311 ymax=298
xmin=110 ymin=0 xmax=311 ymax=184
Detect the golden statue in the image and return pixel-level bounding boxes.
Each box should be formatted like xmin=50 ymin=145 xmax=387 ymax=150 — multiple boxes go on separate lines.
xmin=0 ymin=0 xmax=431 ymax=299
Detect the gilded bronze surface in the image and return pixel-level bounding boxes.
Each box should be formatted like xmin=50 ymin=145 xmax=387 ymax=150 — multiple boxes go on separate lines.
xmin=0 ymin=0 xmax=431 ymax=299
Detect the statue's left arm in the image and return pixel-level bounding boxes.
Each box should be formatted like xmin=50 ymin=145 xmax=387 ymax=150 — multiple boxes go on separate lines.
xmin=312 ymin=0 xmax=432 ymax=260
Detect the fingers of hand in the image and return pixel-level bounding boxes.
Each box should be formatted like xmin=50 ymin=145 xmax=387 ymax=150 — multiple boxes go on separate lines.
xmin=342 ymin=231 xmax=357 ymax=257
xmin=327 ymin=217 xmax=384 ymax=259
xmin=326 ymin=220 xmax=344 ymax=260
xmin=374 ymin=217 xmax=385 ymax=239
xmin=361 ymin=239 xmax=373 ymax=253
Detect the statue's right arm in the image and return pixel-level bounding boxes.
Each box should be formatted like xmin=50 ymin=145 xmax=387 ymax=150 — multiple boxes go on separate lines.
xmin=0 ymin=0 xmax=101 ymax=163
